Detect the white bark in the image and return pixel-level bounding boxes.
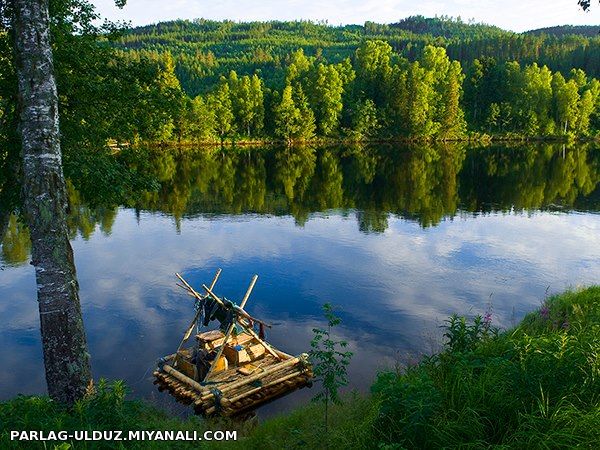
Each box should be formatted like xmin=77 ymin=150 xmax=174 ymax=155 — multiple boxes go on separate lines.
xmin=12 ymin=0 xmax=92 ymax=405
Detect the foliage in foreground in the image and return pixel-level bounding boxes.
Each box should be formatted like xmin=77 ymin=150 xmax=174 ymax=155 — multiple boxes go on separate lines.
xmin=0 ymin=380 xmax=211 ymax=449
xmin=310 ymin=303 xmax=353 ymax=433
xmin=371 ymin=286 xmax=600 ymax=448
xmin=1 ymin=286 xmax=599 ymax=449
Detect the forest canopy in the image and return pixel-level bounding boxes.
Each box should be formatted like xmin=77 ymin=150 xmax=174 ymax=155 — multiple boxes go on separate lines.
xmin=108 ymin=16 xmax=600 ymax=143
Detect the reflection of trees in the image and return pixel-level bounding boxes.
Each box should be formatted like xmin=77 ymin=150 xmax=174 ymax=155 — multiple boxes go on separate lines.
xmin=381 ymin=144 xmax=466 ymax=227
xmin=1 ymin=214 xmax=30 ymax=266
xmin=66 ymin=182 xmax=119 ymax=240
xmin=274 ymin=145 xmax=316 ymax=225
xmin=76 ymin=142 xmax=600 ymax=232
xmin=459 ymin=144 xmax=600 ymax=212
xmin=5 ymin=142 xmax=600 ymax=267
xmin=128 ymin=143 xmax=467 ymax=229
xmin=357 ymin=209 xmax=389 ymax=234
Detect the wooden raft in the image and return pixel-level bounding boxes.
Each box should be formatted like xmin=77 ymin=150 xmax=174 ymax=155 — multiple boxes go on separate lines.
xmin=153 ymin=351 xmax=312 ymax=416
xmin=153 ymin=270 xmax=313 ymax=417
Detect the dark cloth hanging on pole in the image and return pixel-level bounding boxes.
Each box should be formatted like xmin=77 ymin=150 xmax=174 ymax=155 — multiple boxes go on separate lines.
xmin=203 ymin=296 xmax=236 ymax=329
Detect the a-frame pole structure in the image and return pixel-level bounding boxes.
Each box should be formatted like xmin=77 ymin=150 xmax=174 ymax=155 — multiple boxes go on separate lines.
xmin=204 ymin=275 xmax=258 ymax=379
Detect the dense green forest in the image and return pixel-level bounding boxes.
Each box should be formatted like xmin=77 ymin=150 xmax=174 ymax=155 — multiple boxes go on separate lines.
xmin=2 ymin=14 xmax=600 ymax=161
xmin=119 ymin=16 xmax=600 ymax=94
xmin=109 ymin=16 xmax=600 ymax=143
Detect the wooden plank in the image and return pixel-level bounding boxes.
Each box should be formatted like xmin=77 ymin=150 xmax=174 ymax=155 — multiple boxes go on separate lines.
xmin=242 ymin=325 xmax=281 ymax=360
xmin=196 ymin=330 xmax=225 ymax=342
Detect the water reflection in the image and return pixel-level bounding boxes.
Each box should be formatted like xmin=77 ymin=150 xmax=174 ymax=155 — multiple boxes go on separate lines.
xmin=7 ymin=142 xmax=596 ymax=244
xmin=1 ymin=215 xmax=30 ymax=267
xmin=0 ymin=143 xmax=599 ymax=415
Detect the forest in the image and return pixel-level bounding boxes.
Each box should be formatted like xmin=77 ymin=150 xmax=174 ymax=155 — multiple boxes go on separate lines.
xmin=108 ymin=16 xmax=600 ymax=143
xmin=2 ymin=11 xmax=600 ymax=221
xmin=2 ymin=14 xmax=600 ymax=164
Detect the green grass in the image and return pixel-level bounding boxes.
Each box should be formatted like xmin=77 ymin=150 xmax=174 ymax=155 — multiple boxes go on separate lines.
xmin=0 ymin=379 xmax=216 ymax=449
xmin=369 ymin=286 xmax=600 ymax=449
xmin=2 ymin=286 xmax=599 ymax=449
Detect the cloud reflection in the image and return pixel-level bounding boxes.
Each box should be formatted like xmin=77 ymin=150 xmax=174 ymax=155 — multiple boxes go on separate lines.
xmin=1 ymin=208 xmax=598 ymax=408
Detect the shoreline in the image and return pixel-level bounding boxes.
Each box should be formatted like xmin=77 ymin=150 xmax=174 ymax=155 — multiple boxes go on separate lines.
xmin=116 ymin=134 xmax=600 ymax=149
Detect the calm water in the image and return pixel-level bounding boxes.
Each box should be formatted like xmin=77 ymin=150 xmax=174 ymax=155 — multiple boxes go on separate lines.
xmin=1 ymin=143 xmax=599 ymax=415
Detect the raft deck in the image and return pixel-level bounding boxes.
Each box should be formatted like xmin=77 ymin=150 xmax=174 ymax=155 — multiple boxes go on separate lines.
xmin=153 ymin=351 xmax=312 ymax=416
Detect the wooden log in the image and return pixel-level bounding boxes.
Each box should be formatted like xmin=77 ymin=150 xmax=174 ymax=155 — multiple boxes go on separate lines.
xmin=205 ymin=370 xmax=308 ymax=414
xmin=220 ymin=377 xmax=310 ymax=416
xmin=162 ymin=364 xmax=204 ymax=392
xmin=200 ymin=359 xmax=301 ymax=402
xmin=274 ymin=349 xmax=293 ymax=359
xmin=199 ymin=355 xmax=304 ymax=402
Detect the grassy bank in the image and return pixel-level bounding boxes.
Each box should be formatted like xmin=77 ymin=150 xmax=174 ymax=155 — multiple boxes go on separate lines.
xmin=2 ymin=286 xmax=599 ymax=449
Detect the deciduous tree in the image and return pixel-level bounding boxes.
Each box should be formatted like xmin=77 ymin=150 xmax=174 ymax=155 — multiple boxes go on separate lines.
xmin=10 ymin=0 xmax=92 ymax=405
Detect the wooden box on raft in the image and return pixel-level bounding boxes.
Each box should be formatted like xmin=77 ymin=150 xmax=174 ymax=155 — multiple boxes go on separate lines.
xmin=153 ymin=330 xmax=313 ymax=417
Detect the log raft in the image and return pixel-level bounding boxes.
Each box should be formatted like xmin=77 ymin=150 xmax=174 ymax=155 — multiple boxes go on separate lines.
xmin=154 ymin=352 xmax=312 ymax=417
xmin=153 ymin=270 xmax=313 ymax=417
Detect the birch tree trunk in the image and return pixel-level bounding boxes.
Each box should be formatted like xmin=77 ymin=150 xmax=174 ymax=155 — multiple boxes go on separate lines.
xmin=11 ymin=0 xmax=92 ymax=405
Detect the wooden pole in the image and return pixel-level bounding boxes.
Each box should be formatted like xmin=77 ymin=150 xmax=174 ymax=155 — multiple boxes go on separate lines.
xmin=176 ymin=273 xmax=206 ymax=303
xmin=240 ymin=275 xmax=258 ymax=309
xmin=176 ymin=283 xmax=196 ymax=297
xmin=175 ymin=269 xmax=222 ymax=355
xmin=208 ymin=269 xmax=223 ymax=291
xmin=203 ymin=275 xmax=258 ymax=380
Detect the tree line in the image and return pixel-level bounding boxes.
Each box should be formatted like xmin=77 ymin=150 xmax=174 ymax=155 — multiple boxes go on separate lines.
xmin=143 ymin=41 xmax=600 ymax=144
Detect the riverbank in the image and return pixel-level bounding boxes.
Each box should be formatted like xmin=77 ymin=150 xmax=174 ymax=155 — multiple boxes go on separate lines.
xmin=1 ymin=286 xmax=599 ymax=448
xmin=116 ymin=132 xmax=600 ymax=150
